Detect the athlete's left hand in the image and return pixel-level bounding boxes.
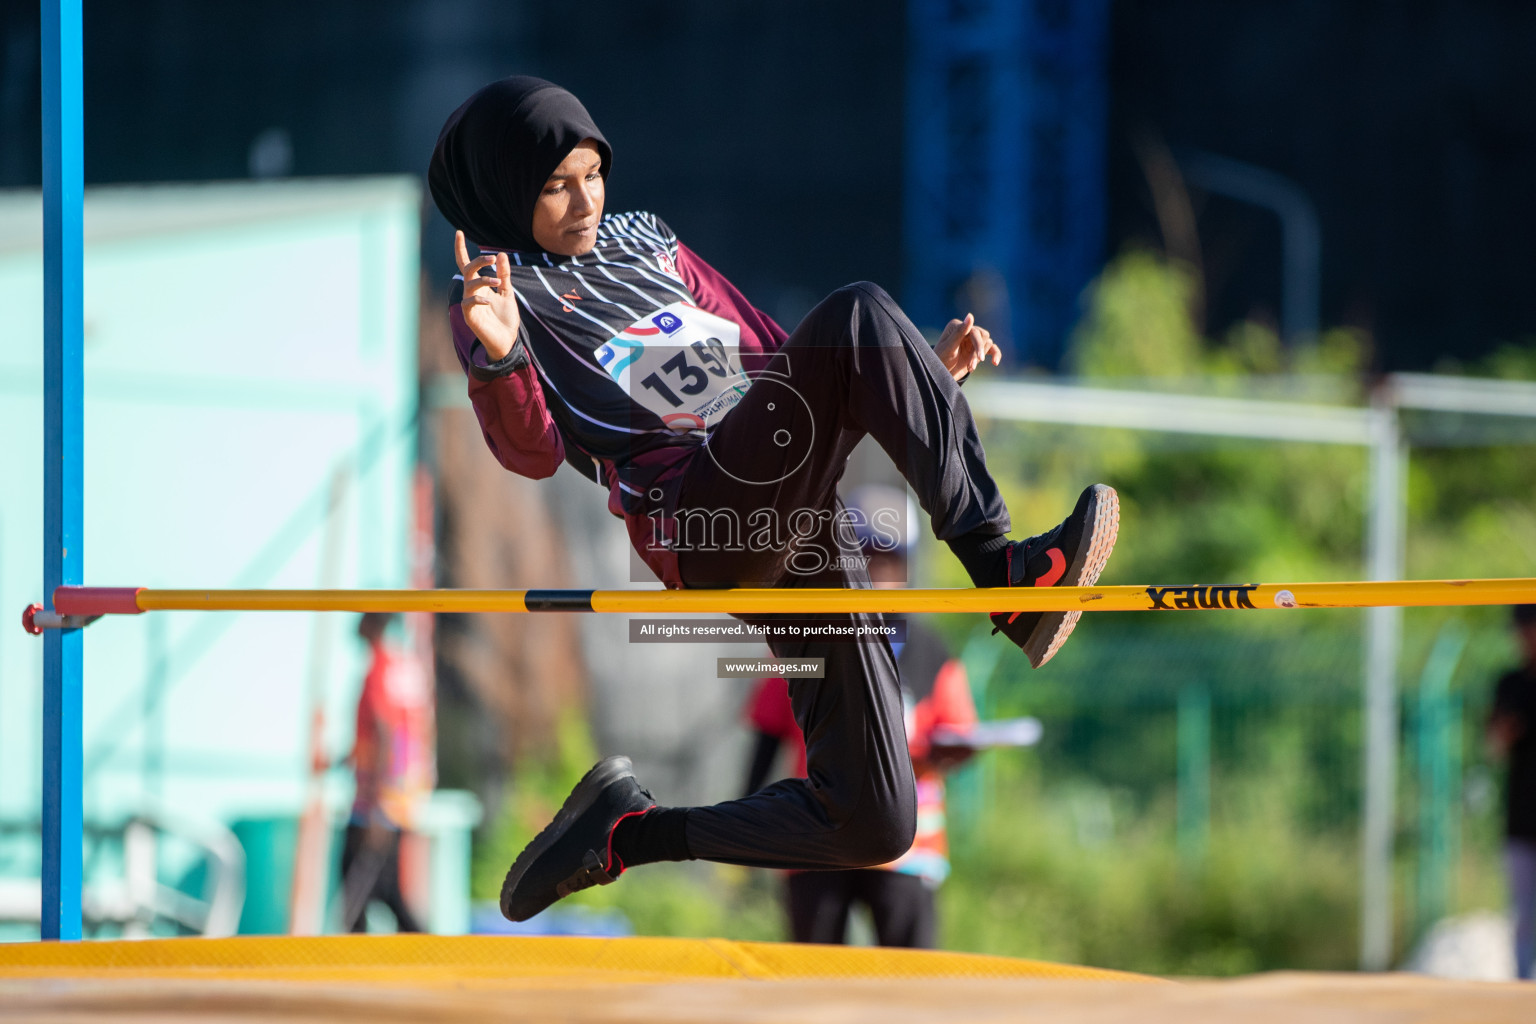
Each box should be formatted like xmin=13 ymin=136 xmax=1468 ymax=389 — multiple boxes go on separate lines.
xmin=936 ymin=313 xmax=1001 ymax=381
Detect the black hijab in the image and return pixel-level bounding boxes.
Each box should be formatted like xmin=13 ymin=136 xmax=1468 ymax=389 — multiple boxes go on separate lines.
xmin=428 ymin=76 xmax=612 ymax=253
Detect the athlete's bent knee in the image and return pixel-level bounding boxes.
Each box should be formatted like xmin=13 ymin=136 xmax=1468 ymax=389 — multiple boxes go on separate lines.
xmin=813 ymin=282 xmax=906 ymax=350
xmin=841 ymin=280 xmax=893 ymax=303
xmin=824 ymin=281 xmax=893 ymax=318
xmin=830 ymin=788 xmax=917 ymax=868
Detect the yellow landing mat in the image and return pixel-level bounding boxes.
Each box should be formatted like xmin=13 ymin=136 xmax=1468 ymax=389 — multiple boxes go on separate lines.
xmin=0 ymin=934 xmax=1139 ymax=987
xmin=2 ymin=936 xmax=1533 ymax=1024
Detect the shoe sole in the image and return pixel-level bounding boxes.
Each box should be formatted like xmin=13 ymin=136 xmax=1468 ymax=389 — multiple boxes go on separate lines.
xmin=1024 ymin=485 xmax=1120 ymax=669
xmin=499 ymin=755 xmax=634 ymax=922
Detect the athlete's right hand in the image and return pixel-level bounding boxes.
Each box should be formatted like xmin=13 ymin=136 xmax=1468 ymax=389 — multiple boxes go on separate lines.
xmin=454 ymin=230 xmax=521 ymax=363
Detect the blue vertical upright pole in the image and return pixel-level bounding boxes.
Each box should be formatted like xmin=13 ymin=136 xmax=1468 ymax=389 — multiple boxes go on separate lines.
xmin=40 ymin=0 xmax=85 ymax=942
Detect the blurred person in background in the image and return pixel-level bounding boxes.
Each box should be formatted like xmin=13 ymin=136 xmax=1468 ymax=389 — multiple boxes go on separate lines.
xmin=742 ymin=486 xmax=976 ymax=948
xmin=429 ymin=76 xmax=1118 ymax=924
xmin=339 ymin=612 xmax=435 ymax=933
xmin=1489 ymin=603 xmax=1536 ymax=980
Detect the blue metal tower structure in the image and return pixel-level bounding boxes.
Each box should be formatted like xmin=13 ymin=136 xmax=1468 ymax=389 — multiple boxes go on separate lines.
xmin=904 ymin=0 xmax=1110 ymax=367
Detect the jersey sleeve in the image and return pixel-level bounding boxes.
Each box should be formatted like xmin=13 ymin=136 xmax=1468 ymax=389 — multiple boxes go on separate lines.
xmin=674 ymin=241 xmax=789 ymax=365
xmin=746 ymin=677 xmax=801 ymax=740
xmin=929 ymin=660 xmax=979 ymax=729
xmin=352 ymin=657 xmax=386 ymax=767
xmin=448 ymin=289 xmax=567 ymax=480
xmin=908 ymin=659 xmax=978 ymax=760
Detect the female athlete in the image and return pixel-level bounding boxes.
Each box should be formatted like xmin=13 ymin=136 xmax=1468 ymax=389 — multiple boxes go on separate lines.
xmin=428 ymin=77 xmax=1118 ymax=922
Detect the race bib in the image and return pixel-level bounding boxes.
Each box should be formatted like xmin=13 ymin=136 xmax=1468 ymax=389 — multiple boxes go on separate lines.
xmin=594 ymin=302 xmax=753 ymax=433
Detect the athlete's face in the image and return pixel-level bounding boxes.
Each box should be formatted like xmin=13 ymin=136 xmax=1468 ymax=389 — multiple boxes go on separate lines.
xmin=531 ymin=139 xmax=605 ymax=256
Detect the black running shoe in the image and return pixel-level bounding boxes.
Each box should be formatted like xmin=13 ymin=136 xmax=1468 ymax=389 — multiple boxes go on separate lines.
xmin=499 ymin=755 xmax=655 ymax=922
xmin=990 ymin=484 xmax=1120 ymax=669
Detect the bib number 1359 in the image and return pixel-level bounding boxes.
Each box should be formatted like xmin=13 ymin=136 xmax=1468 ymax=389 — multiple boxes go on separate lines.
xmin=595 ymin=302 xmax=752 ymax=432
xmin=640 ymin=338 xmax=735 ymax=405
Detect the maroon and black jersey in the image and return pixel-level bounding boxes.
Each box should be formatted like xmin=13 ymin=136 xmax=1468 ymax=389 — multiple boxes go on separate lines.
xmin=449 ymin=211 xmax=786 ymax=514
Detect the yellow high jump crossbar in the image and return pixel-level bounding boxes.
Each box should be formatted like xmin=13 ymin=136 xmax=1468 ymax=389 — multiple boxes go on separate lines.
xmin=20 ymin=578 xmax=1536 ymax=631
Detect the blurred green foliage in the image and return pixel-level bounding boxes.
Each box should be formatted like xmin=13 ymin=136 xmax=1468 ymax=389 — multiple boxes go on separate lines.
xmin=927 ymin=247 xmax=1536 ymax=972
xmin=472 ymin=247 xmax=1536 ymax=974
xmin=940 ymin=761 xmax=1361 ymax=975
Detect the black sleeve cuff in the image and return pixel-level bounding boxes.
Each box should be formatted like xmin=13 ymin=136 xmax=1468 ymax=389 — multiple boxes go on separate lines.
xmin=467 ymin=323 xmax=531 ymax=382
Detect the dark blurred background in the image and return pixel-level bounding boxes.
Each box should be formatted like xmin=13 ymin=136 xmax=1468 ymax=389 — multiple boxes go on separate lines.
xmin=4 ymin=0 xmax=1534 ymax=369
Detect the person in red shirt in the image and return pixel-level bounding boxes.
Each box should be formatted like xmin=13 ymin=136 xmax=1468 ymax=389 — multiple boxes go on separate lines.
xmin=744 ymin=486 xmax=976 ymax=947
xmin=339 ymin=612 xmax=435 ymax=933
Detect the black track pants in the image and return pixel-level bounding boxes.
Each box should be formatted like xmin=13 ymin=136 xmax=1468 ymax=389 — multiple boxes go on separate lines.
xmin=672 ymin=283 xmax=1009 ymax=870
xmin=787 ymin=868 xmax=937 ymax=949
xmin=679 ymin=281 xmax=1010 ymax=590
xmin=339 ymin=825 xmax=424 ymax=934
